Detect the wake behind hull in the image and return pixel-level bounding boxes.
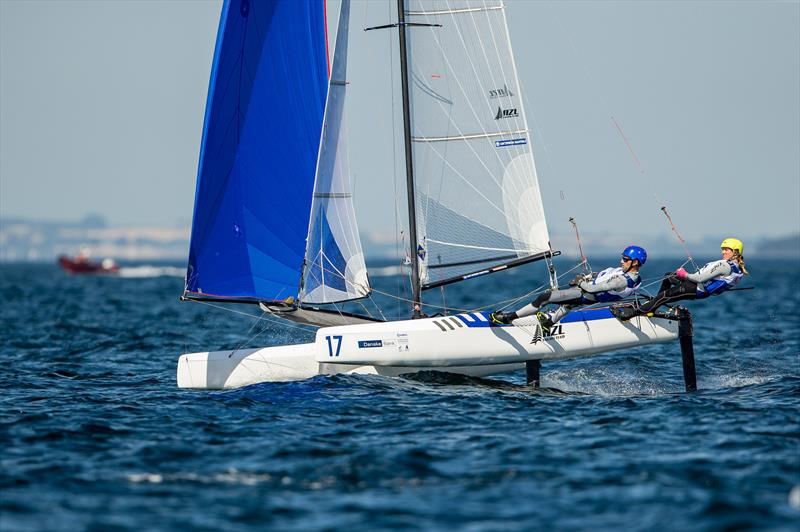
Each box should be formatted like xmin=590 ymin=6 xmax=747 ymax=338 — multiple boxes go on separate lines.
xmin=177 ymin=308 xmax=679 ymax=390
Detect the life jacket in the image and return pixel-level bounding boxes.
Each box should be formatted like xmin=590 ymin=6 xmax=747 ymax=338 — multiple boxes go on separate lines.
xmin=695 ymin=260 xmax=743 ymax=299
xmin=588 ymin=267 xmax=641 ymax=303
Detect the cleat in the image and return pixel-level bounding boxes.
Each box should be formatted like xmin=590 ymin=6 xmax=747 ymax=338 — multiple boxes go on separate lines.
xmin=490 ymin=311 xmax=516 ymax=325
xmin=536 ymin=312 xmax=553 ymax=334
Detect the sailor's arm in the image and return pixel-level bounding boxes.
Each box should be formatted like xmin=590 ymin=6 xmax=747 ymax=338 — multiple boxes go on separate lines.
xmin=685 ymin=260 xmax=731 ymax=283
xmin=579 ymin=274 xmax=628 ymax=293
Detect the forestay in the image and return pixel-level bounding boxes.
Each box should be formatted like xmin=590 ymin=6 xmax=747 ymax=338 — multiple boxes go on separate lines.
xmin=300 ymin=0 xmax=370 ymax=304
xmin=185 ymin=0 xmax=329 ymax=302
xmin=405 ymin=0 xmax=550 ymax=287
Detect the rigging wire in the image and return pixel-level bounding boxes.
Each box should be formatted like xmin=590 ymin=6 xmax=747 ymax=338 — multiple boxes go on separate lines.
xmin=184 ymin=299 xmax=317 ymax=362
xmin=185 ymin=298 xmax=317 ymax=334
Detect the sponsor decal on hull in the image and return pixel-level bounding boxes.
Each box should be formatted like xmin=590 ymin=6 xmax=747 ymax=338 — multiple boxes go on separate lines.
xmin=358 ymin=340 xmax=383 ymax=348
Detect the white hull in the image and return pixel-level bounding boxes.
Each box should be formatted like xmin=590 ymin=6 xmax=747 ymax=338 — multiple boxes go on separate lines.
xmin=177 ymin=308 xmax=679 ymax=390
xmin=176 ymin=343 xmax=523 ymax=390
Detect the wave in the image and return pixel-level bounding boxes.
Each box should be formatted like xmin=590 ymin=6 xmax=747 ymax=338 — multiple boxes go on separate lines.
xmin=116 ymin=266 xmax=184 ymax=278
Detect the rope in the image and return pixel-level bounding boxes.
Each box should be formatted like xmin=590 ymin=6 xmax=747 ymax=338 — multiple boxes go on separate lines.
xmin=569 ymin=216 xmax=592 ymax=274
xmin=660 ymin=206 xmax=699 ymax=270
xmin=611 ymin=116 xmax=645 ymax=174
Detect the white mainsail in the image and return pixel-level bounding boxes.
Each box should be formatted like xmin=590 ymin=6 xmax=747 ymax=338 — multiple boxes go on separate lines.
xmin=300 ymin=0 xmax=370 ymax=304
xmin=405 ymin=0 xmax=550 ymax=286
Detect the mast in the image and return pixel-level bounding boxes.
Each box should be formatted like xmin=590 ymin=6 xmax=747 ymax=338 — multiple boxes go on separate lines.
xmin=397 ymin=0 xmax=422 ymax=318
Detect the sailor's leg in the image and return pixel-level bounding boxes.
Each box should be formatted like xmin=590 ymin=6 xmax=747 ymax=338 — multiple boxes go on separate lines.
xmin=491 ymin=289 xmax=552 ymax=324
xmin=492 ymin=288 xmax=584 ymax=325
xmin=549 ymin=304 xmax=578 ymax=325
xmin=542 ymin=289 xmax=590 ymax=328
xmin=546 ymin=287 xmax=584 ymax=304
xmin=636 ymin=279 xmax=697 ymax=314
xmin=515 ymin=287 xmax=578 ymax=318
xmin=656 ymin=275 xmax=677 ymax=293
xmin=628 ymin=275 xmax=676 ymax=313
xmin=513 ymin=289 xmax=553 ymax=319
xmin=535 ymin=290 xmax=585 ymax=332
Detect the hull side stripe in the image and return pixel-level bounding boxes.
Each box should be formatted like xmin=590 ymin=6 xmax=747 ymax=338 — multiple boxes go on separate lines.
xmin=454 ymin=309 xmax=619 ymax=328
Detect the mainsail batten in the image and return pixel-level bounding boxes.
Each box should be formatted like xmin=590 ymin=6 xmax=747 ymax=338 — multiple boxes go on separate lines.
xmin=407 ymin=6 xmax=505 ymax=17
xmin=185 ymin=0 xmax=329 ymax=302
xmin=413 ymin=129 xmax=529 ymax=143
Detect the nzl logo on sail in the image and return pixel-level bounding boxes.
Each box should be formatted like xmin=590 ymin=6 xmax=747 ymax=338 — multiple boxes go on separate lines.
xmin=494 ymin=107 xmax=518 ymax=120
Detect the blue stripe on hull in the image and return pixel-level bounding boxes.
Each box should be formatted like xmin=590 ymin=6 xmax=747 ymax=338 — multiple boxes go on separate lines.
xmin=456 ymin=308 xmax=616 ymax=328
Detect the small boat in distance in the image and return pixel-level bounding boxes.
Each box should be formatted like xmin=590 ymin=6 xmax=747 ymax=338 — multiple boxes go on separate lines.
xmin=58 ymin=248 xmax=119 ymax=274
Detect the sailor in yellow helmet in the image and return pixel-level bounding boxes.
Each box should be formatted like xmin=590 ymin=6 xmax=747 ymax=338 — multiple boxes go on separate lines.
xmin=614 ymin=238 xmax=748 ymax=320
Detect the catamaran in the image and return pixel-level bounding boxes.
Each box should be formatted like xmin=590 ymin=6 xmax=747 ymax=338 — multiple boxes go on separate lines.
xmin=177 ymin=0 xmax=696 ymax=391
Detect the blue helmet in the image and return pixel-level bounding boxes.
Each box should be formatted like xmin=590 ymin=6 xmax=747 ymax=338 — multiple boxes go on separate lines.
xmin=622 ymin=245 xmax=647 ymax=266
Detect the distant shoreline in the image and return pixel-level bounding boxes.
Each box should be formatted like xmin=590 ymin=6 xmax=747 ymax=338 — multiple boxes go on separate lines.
xmin=2 ymin=217 xmax=797 ymax=262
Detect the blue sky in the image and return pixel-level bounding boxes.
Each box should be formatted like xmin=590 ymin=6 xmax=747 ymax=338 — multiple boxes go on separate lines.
xmin=1 ymin=0 xmax=798 ymax=246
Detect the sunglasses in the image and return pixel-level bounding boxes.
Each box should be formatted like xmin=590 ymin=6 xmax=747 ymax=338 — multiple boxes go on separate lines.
xmin=621 ymin=256 xmax=632 ymax=263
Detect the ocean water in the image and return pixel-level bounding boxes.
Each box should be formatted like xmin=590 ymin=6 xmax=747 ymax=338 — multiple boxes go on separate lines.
xmin=1 ymin=259 xmax=798 ymax=531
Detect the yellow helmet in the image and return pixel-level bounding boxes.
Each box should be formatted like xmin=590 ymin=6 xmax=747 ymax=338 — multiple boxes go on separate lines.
xmin=720 ymin=238 xmax=743 ymax=255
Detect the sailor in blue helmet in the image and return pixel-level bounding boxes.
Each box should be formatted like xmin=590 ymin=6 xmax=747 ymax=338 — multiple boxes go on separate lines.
xmin=490 ymin=245 xmax=647 ymax=332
